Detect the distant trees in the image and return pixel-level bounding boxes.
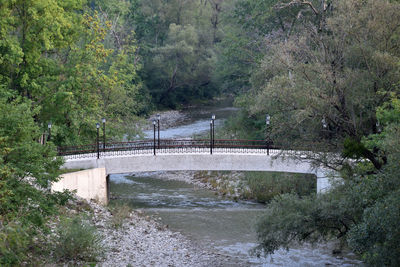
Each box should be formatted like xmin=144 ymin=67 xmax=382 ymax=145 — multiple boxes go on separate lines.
xmin=132 ymin=0 xmax=224 ymax=107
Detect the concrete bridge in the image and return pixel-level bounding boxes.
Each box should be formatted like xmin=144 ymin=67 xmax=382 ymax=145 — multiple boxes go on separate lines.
xmin=53 ymin=142 xmax=335 ymax=205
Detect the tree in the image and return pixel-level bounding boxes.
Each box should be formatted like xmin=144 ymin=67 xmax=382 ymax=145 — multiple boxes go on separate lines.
xmin=132 ymin=0 xmax=222 ymax=108
xmin=256 ymin=95 xmax=400 ymax=265
xmin=239 ymin=0 xmax=400 ymax=169
xmin=146 ymin=23 xmax=216 ymax=107
xmin=0 ymin=90 xmax=68 ymax=226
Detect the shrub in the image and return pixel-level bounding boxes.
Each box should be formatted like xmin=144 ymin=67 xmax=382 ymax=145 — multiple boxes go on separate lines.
xmin=0 ymin=222 xmax=31 ymax=266
xmin=53 ymin=215 xmax=102 ymax=263
xmin=109 ymin=203 xmax=132 ymax=229
xmin=245 ymin=172 xmax=315 ymax=203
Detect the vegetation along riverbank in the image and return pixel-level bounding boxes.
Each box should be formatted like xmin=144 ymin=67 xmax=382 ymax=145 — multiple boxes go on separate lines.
xmin=1 ymin=0 xmax=400 ymax=265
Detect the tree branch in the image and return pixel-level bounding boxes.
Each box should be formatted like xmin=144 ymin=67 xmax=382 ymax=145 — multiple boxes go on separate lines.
xmin=275 ymin=1 xmax=319 ymax=16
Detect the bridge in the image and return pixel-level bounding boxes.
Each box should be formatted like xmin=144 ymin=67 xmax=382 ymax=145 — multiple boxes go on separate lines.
xmin=53 ymin=139 xmax=335 ymax=204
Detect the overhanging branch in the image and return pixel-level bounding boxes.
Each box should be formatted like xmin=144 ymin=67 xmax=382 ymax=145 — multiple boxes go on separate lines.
xmin=275 ymin=1 xmax=319 ymax=16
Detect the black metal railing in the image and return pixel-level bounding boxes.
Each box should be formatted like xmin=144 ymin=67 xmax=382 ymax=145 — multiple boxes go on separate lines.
xmin=57 ymin=139 xmax=277 ymax=159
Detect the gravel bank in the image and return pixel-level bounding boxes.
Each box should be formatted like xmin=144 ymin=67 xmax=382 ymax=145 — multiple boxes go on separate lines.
xmin=146 ymin=110 xmax=188 ymax=130
xmin=133 ymin=171 xmax=247 ymax=199
xmin=87 ymin=200 xmax=241 ymax=266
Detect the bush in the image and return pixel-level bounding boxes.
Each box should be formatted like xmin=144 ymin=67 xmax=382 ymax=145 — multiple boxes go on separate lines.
xmin=0 ymin=222 xmax=31 ymax=266
xmin=348 ymin=190 xmax=400 ymax=266
xmin=53 ymin=215 xmax=102 ymax=263
xmin=109 ymin=203 xmax=132 ymax=229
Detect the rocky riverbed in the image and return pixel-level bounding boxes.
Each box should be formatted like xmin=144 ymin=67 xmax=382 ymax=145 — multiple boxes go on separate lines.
xmin=131 ymin=170 xmax=248 ymax=199
xmin=146 ymin=110 xmax=189 ymax=130
xmin=85 ymin=199 xmax=240 ymax=266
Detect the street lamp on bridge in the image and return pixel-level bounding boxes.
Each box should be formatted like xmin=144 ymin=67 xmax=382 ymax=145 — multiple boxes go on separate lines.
xmin=102 ymin=118 xmax=106 ymax=153
xmin=322 ymin=117 xmax=327 ymax=129
xmin=210 ymin=120 xmax=213 ymax=155
xmin=211 ymin=114 xmax=215 ymax=149
xmin=96 ymin=122 xmax=100 ymax=159
xmin=153 ymin=120 xmax=156 ymax=156
xmin=265 ymin=114 xmax=271 ymax=155
xmin=157 ymin=114 xmax=161 ymax=148
xmin=47 ymin=122 xmax=52 ymax=142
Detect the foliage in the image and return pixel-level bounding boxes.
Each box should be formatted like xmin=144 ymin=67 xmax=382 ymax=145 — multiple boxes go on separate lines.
xmin=347 ymin=190 xmax=400 ymax=266
xmin=53 ymin=215 xmax=103 ymax=263
xmin=0 ymin=93 xmax=69 ymax=226
xmin=0 ymin=222 xmax=31 ymax=266
xmin=255 ymin=94 xmax=400 ymax=265
xmin=147 ymin=23 xmax=216 ymax=107
xmin=244 ymin=172 xmax=315 ymax=203
xmin=222 ymin=0 xmax=400 ymax=170
xmin=220 ymin=1 xmax=400 ymax=265
xmin=0 ymin=0 xmax=147 ymax=147
xmin=132 ymin=0 xmax=225 ymax=108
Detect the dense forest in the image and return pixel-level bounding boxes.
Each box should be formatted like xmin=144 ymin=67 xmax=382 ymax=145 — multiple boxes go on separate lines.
xmin=1 ymin=0 xmax=400 ymax=265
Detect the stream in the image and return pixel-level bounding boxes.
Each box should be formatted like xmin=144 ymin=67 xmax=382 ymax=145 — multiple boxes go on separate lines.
xmin=110 ymin=99 xmax=362 ymax=266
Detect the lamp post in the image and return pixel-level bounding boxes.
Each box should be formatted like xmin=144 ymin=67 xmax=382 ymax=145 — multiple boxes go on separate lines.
xmin=47 ymin=122 xmax=52 ymax=142
xmin=157 ymin=114 xmax=161 ymax=148
xmin=102 ymin=118 xmax=106 ymax=153
xmin=322 ymin=117 xmax=327 ymax=129
xmin=96 ymin=123 xmax=100 ymax=159
xmin=211 ymin=114 xmax=215 ymax=150
xmin=210 ymin=120 xmax=213 ymax=155
xmin=265 ymin=114 xmax=270 ymax=155
xmin=376 ymin=121 xmax=381 ymax=133
xmin=153 ymin=120 xmax=156 ymax=156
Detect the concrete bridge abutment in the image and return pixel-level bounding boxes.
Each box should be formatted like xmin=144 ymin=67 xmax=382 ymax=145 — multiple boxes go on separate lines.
xmin=52 ymin=167 xmax=109 ymax=205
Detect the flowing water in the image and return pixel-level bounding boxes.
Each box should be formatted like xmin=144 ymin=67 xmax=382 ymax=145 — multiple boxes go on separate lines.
xmin=143 ymin=97 xmax=237 ymax=139
xmin=110 ymin=99 xmax=363 ymax=266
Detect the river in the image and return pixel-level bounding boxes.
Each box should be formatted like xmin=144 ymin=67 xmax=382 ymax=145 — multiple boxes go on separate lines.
xmin=109 ymin=99 xmax=362 ymax=266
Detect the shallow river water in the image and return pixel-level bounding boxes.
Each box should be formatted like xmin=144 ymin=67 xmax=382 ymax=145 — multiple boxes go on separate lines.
xmin=111 ymin=99 xmax=362 ymax=266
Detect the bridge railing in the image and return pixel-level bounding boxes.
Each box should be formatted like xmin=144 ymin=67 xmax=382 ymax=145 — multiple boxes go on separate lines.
xmin=57 ymin=139 xmax=277 ymax=159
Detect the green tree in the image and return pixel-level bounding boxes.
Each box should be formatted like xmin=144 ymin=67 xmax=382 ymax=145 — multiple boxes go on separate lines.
xmin=256 ymin=96 xmax=400 ymax=265
xmin=147 ymin=23 xmax=216 ymax=107
xmin=236 ymin=0 xmax=400 ymax=169
xmin=0 ymin=92 xmax=67 ymax=226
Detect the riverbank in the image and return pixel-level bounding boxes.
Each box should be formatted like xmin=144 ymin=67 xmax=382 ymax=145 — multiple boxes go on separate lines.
xmin=61 ymin=197 xmax=239 ymax=266
xmin=145 ymin=110 xmax=188 ymax=130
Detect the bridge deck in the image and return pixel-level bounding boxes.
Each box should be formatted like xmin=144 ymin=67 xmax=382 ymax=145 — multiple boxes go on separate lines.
xmin=59 ymin=139 xmax=335 ymax=193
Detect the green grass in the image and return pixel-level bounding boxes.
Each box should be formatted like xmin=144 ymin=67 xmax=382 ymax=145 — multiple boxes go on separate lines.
xmin=108 ymin=203 xmax=132 ymax=229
